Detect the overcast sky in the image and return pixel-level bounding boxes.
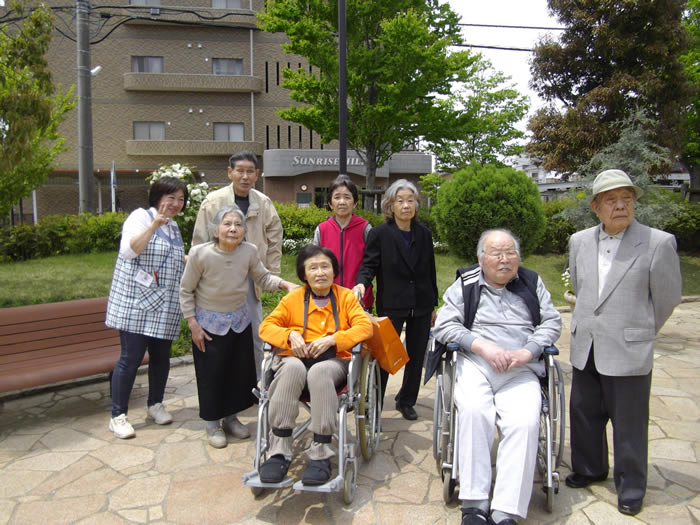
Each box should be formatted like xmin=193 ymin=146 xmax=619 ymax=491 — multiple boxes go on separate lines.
xmin=447 ymin=0 xmax=562 ymax=121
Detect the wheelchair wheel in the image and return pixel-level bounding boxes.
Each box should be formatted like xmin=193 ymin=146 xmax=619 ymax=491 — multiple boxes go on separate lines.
xmin=343 ymin=461 xmax=356 ymax=504
xmin=442 ymin=469 xmax=456 ymax=504
xmin=432 ymin=375 xmax=443 ymax=470
xmin=359 ymin=353 xmax=381 ymax=460
xmin=552 ymin=359 xmax=565 ymax=469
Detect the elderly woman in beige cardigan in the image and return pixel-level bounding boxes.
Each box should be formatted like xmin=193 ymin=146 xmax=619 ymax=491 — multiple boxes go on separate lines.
xmin=180 ymin=205 xmax=297 ymax=449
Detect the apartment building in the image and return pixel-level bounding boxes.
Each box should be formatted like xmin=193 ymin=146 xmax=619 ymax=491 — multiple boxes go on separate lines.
xmin=6 ymin=0 xmax=431 ymax=220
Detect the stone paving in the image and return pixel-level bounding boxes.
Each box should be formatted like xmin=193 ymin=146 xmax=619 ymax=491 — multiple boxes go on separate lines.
xmin=1 ymin=302 xmax=699 ymax=525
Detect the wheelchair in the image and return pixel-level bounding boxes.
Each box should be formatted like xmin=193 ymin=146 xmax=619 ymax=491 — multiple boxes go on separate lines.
xmin=242 ymin=341 xmax=382 ymax=504
xmin=432 ymin=342 xmax=565 ymax=512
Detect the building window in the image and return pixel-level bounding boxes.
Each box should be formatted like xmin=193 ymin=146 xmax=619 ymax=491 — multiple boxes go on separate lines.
xmin=296 ymin=192 xmax=312 ymax=208
xmin=212 ymin=58 xmax=242 ymax=76
xmin=211 ymin=0 xmax=241 ymax=7
xmin=214 ymin=122 xmax=244 ymax=142
xmin=129 ymin=0 xmax=160 ymax=5
xmin=131 ymin=56 xmax=163 ymax=73
xmin=314 ymin=186 xmax=328 ymax=208
xmin=133 ymin=122 xmax=165 ymax=140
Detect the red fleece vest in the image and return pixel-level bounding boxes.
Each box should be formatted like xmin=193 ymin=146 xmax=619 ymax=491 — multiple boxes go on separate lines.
xmin=319 ymin=214 xmax=374 ymax=309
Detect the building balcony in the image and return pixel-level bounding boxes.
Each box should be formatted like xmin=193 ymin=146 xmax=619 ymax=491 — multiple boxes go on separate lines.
xmin=123 ymin=73 xmax=263 ymax=93
xmin=126 ymin=140 xmax=263 ymax=156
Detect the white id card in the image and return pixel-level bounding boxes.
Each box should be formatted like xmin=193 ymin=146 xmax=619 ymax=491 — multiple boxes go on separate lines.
xmin=134 ymin=268 xmax=154 ymax=287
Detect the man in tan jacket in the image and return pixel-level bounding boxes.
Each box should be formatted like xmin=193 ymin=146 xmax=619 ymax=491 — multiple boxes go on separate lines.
xmin=192 ymin=151 xmax=283 ymax=431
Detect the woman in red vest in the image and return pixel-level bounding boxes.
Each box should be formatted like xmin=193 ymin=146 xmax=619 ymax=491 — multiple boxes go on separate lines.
xmin=313 ymin=175 xmax=374 ymax=310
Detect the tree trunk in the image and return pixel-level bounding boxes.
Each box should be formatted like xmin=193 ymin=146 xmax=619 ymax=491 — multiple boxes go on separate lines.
xmin=688 ymin=163 xmax=700 ymax=204
xmin=363 ymin=143 xmax=378 ymax=211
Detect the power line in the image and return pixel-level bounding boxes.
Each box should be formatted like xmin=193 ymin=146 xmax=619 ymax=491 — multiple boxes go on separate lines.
xmin=458 ymin=22 xmax=565 ymax=31
xmin=454 ymin=43 xmax=534 ymax=52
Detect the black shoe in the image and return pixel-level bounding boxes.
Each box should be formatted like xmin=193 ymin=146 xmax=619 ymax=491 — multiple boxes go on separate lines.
xmin=461 ymin=507 xmax=490 ymax=525
xmin=258 ymin=454 xmax=291 ymax=483
xmin=396 ymin=403 xmax=417 ymax=420
xmin=618 ymin=498 xmax=643 ymax=516
xmin=565 ymin=472 xmax=607 ymax=489
xmin=301 ymin=458 xmax=331 ymax=486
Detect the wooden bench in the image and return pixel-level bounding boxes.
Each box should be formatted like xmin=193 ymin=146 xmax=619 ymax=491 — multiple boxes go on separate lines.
xmin=0 ymin=297 xmax=147 ymax=394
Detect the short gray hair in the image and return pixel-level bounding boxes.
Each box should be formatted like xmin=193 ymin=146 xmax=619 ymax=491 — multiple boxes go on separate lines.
xmin=209 ymin=205 xmax=247 ymax=242
xmin=381 ymin=179 xmax=420 ymax=222
xmin=476 ymin=228 xmax=521 ymax=261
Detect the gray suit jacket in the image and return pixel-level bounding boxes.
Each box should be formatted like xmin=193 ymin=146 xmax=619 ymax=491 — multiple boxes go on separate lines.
xmin=569 ymin=220 xmax=681 ymax=376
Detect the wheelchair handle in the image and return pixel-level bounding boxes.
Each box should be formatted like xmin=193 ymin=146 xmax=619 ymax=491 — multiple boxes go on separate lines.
xmin=543 ymin=345 xmax=559 ymax=356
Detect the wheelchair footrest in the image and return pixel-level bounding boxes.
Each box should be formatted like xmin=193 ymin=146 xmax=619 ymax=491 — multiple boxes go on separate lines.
xmin=242 ymin=470 xmax=295 ymax=489
xmin=292 ymin=475 xmax=344 ymax=494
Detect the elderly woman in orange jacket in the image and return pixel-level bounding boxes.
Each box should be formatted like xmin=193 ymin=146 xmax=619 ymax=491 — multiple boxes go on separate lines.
xmin=258 ymin=244 xmax=372 ymax=486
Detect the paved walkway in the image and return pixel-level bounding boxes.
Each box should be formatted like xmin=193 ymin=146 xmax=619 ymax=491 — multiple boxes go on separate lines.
xmin=1 ymin=302 xmax=699 ymax=524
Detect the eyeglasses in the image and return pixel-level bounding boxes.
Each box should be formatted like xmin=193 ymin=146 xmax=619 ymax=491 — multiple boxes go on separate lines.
xmin=484 ymin=251 xmax=518 ymax=260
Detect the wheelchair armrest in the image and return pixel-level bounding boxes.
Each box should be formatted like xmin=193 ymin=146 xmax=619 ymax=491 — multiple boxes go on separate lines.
xmin=446 ymin=343 xmax=460 ymax=352
xmin=543 ymin=345 xmax=559 ymax=356
xmin=351 ymin=342 xmax=363 ymax=354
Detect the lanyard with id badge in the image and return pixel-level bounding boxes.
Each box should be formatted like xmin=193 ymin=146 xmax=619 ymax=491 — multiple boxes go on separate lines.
xmin=134 ymin=211 xmax=177 ymax=309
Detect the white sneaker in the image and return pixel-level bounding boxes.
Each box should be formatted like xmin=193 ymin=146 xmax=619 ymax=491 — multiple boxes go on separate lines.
xmin=222 ymin=415 xmax=250 ymax=439
xmin=109 ymin=414 xmax=135 ymax=439
xmin=147 ymin=403 xmax=173 ymax=425
xmin=206 ymin=425 xmax=227 ymax=449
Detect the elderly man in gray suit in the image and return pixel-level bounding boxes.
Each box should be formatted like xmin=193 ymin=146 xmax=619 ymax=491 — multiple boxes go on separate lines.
xmin=566 ymin=169 xmax=682 ymax=516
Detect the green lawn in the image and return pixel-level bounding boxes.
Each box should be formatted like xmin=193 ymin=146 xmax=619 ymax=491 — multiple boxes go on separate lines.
xmin=2 ymin=250 xmax=699 ymax=309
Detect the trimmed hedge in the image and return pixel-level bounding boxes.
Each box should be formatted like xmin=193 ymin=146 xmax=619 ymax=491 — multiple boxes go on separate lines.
xmin=0 ymin=205 xmax=387 ymax=262
xmin=0 ymin=213 xmax=127 ymax=262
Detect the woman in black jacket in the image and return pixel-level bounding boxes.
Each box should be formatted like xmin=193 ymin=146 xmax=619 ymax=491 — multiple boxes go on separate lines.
xmin=353 ymin=179 xmax=437 ymax=420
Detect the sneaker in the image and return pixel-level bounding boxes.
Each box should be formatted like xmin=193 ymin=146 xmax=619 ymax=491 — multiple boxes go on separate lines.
xmin=109 ymin=414 xmax=135 ymax=439
xmin=207 ymin=425 xmax=227 ymax=449
xmin=147 ymin=403 xmax=173 ymax=425
xmin=222 ymin=415 xmax=250 ymax=439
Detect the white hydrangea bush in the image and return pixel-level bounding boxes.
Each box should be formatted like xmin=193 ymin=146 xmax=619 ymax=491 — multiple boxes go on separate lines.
xmin=148 ymin=163 xmax=211 ymax=249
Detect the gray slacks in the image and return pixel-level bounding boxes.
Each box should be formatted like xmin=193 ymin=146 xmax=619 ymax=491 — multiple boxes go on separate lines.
xmin=268 ymin=356 xmax=348 ymax=460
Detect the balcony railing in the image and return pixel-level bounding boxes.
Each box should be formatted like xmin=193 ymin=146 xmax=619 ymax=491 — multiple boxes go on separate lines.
xmin=124 ymin=73 xmax=263 ymax=93
xmin=126 ymin=139 xmax=263 ymax=156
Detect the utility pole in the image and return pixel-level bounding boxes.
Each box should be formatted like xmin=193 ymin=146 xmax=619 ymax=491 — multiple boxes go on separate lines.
xmin=338 ymin=0 xmax=347 ymax=177
xmin=76 ymin=0 xmax=95 ymax=213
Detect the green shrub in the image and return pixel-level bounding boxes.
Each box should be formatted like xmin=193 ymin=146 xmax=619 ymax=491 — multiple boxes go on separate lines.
xmin=418 ymin=207 xmax=441 ymax=242
xmin=66 ymin=213 xmax=126 ymax=254
xmin=275 ymin=202 xmax=330 ymax=240
xmin=0 ymin=224 xmax=38 ymax=261
xmin=665 ymin=199 xmax=700 ymax=254
xmin=433 ymin=164 xmax=546 ymax=259
xmin=0 ymin=212 xmax=127 ymax=261
xmin=535 ymin=200 xmax=576 ymax=255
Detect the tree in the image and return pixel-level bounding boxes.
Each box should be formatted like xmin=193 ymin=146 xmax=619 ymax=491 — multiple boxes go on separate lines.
xmin=433 ymin=164 xmax=545 ymax=259
xmin=681 ymin=0 xmax=700 ymax=202
xmin=426 ymin=59 xmax=529 ymax=171
xmin=0 ymin=1 xmax=74 ymax=218
xmin=560 ymin=109 xmax=681 ymax=231
xmin=258 ymin=0 xmax=476 ymax=208
xmin=527 ymin=0 xmax=692 ymax=176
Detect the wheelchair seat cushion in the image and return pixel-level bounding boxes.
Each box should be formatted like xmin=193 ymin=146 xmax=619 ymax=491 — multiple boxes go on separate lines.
xmin=259 ymin=454 xmax=291 ymax=483
xmin=301 ymin=458 xmax=331 ymax=485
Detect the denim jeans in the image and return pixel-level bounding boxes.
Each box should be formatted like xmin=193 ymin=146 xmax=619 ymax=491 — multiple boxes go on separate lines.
xmin=111 ymin=330 xmax=171 ymax=417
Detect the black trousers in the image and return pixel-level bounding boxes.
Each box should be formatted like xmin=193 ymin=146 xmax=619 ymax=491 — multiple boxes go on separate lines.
xmin=570 ymin=348 xmax=652 ymax=502
xmin=378 ymin=312 xmax=432 ymax=409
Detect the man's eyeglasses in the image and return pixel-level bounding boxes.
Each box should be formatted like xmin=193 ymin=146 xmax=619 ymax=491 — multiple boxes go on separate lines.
xmin=485 ymin=251 xmax=519 ymax=260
